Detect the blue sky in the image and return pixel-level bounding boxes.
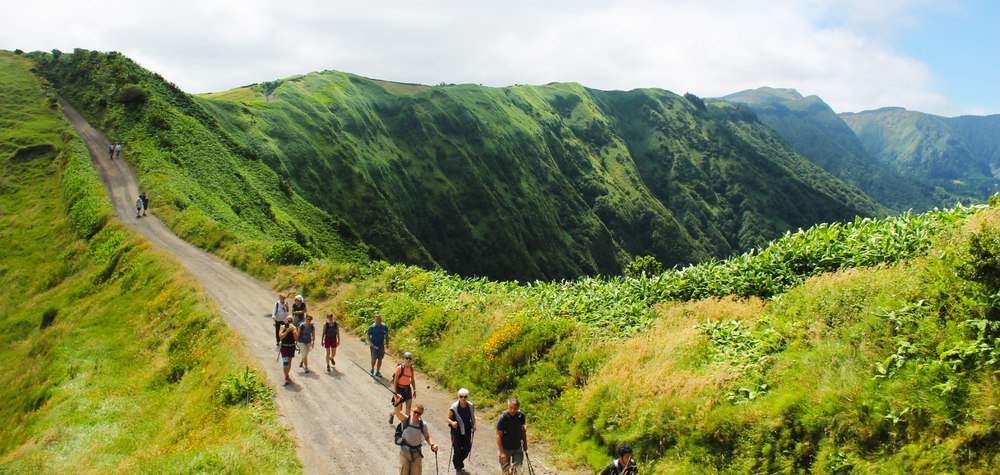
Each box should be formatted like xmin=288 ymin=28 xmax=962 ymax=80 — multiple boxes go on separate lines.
xmin=895 ymin=0 xmax=999 ymax=116
xmin=1 ymin=0 xmax=996 ymax=116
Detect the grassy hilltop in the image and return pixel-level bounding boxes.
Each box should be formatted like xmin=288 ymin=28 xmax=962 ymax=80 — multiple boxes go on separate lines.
xmin=0 ymin=51 xmax=298 ymax=473
xmin=193 ymin=72 xmax=886 ymax=281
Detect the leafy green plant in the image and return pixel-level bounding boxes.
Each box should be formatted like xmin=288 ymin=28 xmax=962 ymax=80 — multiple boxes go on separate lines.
xmin=624 ymin=255 xmax=662 ymax=277
xmin=265 ymin=240 xmax=311 ymax=265
xmin=217 ymin=366 xmax=273 ymax=406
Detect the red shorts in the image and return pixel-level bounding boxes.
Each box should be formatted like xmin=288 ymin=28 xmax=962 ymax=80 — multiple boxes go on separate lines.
xmin=323 ymin=337 xmax=338 ymax=348
xmin=280 ymin=345 xmax=296 ymax=358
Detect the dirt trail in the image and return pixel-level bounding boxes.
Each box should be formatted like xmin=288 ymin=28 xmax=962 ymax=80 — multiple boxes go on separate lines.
xmin=59 ymin=98 xmax=571 ymax=475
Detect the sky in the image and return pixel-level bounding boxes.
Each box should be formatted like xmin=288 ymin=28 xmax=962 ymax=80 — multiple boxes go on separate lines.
xmin=3 ymin=0 xmax=997 ymax=116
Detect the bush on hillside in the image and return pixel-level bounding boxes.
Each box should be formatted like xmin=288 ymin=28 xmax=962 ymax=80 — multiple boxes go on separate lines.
xmin=217 ymin=366 xmax=273 ymax=406
xmin=624 ymin=255 xmax=662 ymax=277
xmin=115 ymin=84 xmax=148 ymax=105
xmin=265 ymin=241 xmax=311 ymax=265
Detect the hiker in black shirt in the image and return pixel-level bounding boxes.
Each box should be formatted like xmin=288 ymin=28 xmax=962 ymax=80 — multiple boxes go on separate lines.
xmin=600 ymin=443 xmax=638 ymax=475
xmin=496 ymin=398 xmax=527 ymax=475
xmin=447 ymin=388 xmax=476 ymax=475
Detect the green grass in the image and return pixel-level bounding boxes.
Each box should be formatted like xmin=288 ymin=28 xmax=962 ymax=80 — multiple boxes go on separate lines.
xmin=0 ymin=51 xmax=299 ymax=474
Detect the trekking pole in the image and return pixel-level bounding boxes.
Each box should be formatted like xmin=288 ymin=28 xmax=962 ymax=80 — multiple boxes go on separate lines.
xmin=349 ymin=360 xmax=395 ymax=394
xmin=434 ymin=446 xmax=439 ymax=475
xmin=525 ymin=451 xmax=536 ymax=475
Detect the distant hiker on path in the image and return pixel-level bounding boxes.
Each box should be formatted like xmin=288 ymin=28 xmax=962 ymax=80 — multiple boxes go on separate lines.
xmin=322 ymin=312 xmax=339 ymax=371
xmin=108 ymin=144 xmax=114 ymax=159
xmin=271 ymin=294 xmax=290 ymax=346
xmin=367 ymin=314 xmax=389 ymax=377
xmin=291 ymin=295 xmax=306 ymax=326
xmin=278 ymin=315 xmax=299 ymax=385
xmin=389 ymin=351 xmax=417 ymax=424
xmin=139 ymin=191 xmax=149 ymax=216
xmin=115 ymin=144 xmax=121 ymax=159
xmin=447 ymin=388 xmax=476 ymax=475
xmin=297 ymin=314 xmax=316 ymax=373
xmin=396 ymin=404 xmax=439 ymax=475
xmin=496 ymin=398 xmax=528 ymax=475
xmin=135 ymin=196 xmax=143 ymax=219
xmin=600 ymin=443 xmax=637 ymax=475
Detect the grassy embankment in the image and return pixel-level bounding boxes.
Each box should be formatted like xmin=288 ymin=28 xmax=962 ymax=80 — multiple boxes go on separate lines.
xmin=0 ymin=51 xmax=299 ymax=474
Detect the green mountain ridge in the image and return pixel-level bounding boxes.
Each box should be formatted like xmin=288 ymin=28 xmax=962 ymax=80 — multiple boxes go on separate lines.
xmin=194 ymin=73 xmax=884 ymax=280
xmin=840 ymin=107 xmax=1000 ymax=199
xmin=720 ymin=87 xmax=967 ymax=213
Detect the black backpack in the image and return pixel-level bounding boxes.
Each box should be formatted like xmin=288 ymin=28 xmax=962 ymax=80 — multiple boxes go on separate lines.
xmin=394 ymin=418 xmax=423 ymax=447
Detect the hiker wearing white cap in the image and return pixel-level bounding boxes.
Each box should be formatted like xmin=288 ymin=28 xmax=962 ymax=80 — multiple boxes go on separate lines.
xmin=447 ymin=388 xmax=476 ymax=475
xmin=389 ymin=351 xmax=416 ymax=424
xmin=291 ymin=295 xmax=306 ymax=326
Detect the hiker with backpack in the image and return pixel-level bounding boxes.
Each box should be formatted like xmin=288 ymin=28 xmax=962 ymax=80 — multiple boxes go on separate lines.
xmin=139 ymin=191 xmax=149 ymax=216
xmin=115 ymin=144 xmax=121 ymax=159
xmin=496 ymin=398 xmax=528 ymax=475
xmin=600 ymin=443 xmax=638 ymax=475
xmin=278 ymin=315 xmax=299 ymax=385
xmin=389 ymin=352 xmax=417 ymax=424
xmin=291 ymin=295 xmax=306 ymax=326
xmin=447 ymin=388 xmax=476 ymax=475
xmin=135 ymin=195 xmax=143 ymax=219
xmin=297 ymin=314 xmax=316 ymax=373
xmin=271 ymin=294 xmax=290 ymax=346
xmin=395 ymin=403 xmax=439 ymax=475
xmin=108 ymin=145 xmax=114 ymax=159
xmin=322 ymin=312 xmax=339 ymax=371
xmin=367 ymin=314 xmax=389 ymax=377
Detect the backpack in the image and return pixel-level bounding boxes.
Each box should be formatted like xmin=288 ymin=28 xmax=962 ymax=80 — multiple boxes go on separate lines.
xmin=394 ymin=417 xmax=423 ymax=447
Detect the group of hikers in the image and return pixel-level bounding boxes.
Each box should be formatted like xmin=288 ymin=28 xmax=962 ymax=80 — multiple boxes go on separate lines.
xmin=270 ymin=294 xmax=638 ymax=475
xmin=107 ymin=143 xmax=121 ymax=159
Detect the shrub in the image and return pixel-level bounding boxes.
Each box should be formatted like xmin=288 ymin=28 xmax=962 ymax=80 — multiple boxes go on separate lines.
xmin=625 ymin=255 xmax=662 ymax=277
xmin=265 ymin=241 xmax=311 ymax=265
xmin=962 ymin=223 xmax=1000 ymax=294
xmin=115 ymin=84 xmax=148 ymax=105
xmin=217 ymin=366 xmax=273 ymax=406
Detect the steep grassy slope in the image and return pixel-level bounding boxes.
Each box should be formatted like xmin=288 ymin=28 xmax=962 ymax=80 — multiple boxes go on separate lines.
xmin=197 ymin=73 xmax=883 ymax=280
xmin=722 ymin=87 xmax=965 ymax=212
xmin=841 ymin=107 xmax=999 ymax=199
xmin=27 ymin=49 xmax=372 ymax=279
xmin=0 ymin=51 xmax=298 ymax=474
xmin=943 ymin=114 xmax=1000 ymax=169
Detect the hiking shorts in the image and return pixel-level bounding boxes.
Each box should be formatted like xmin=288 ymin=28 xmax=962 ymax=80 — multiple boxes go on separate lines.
xmin=323 ymin=337 xmax=338 ymax=349
xmin=298 ymin=342 xmax=312 ymax=358
xmin=499 ymin=447 xmax=524 ymax=471
xmin=370 ymin=344 xmax=385 ymax=361
xmin=393 ymin=385 xmax=413 ymax=406
xmin=280 ymin=345 xmax=296 ymax=367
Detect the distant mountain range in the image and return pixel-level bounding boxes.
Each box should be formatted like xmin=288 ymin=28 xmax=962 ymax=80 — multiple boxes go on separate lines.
xmin=720 ymin=87 xmax=1000 ymax=211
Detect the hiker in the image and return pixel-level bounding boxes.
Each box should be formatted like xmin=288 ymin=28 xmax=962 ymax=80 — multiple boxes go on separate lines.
xmin=297 ymin=314 xmax=316 ymax=373
xmin=108 ymin=145 xmax=114 ymax=159
xmin=322 ymin=312 xmax=340 ymax=371
xmin=291 ymin=295 xmax=306 ymax=326
xmin=600 ymin=443 xmax=638 ymax=475
xmin=367 ymin=314 xmax=389 ymax=377
xmin=278 ymin=315 xmax=299 ymax=385
xmin=135 ymin=196 xmax=143 ymax=218
xmin=389 ymin=352 xmax=417 ymax=424
xmin=396 ymin=404 xmax=439 ymax=475
xmin=447 ymin=388 xmax=476 ymax=475
xmin=139 ymin=191 xmax=149 ymax=216
xmin=496 ymin=398 xmax=528 ymax=475
xmin=271 ymin=294 xmax=290 ymax=346
xmin=115 ymin=144 xmax=121 ymax=159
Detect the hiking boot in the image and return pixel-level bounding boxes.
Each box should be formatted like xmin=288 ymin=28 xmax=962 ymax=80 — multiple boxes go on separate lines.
xmin=389 ymin=412 xmax=395 ymax=424
xmin=326 ymin=365 xmax=330 ymax=372
xmin=370 ymin=369 xmax=374 ymax=376
xmin=375 ymin=371 xmax=382 ymax=378
xmin=299 ymin=361 xmax=303 ymax=368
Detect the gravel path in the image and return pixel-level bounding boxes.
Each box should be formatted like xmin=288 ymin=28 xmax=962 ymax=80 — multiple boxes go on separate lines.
xmin=59 ymin=98 xmax=570 ymax=475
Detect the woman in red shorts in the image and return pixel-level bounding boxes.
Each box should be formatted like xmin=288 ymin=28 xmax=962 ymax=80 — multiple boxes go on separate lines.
xmin=322 ymin=312 xmax=340 ymax=372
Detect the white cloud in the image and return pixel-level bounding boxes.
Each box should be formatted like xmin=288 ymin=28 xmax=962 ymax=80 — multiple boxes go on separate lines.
xmin=0 ymin=0 xmax=971 ymax=115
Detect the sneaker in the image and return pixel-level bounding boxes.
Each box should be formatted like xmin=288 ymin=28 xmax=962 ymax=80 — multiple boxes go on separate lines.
xmin=326 ymin=365 xmax=331 ymax=372
xmin=389 ymin=413 xmax=395 ymax=424
xmin=299 ymin=361 xmax=303 ymax=368
xmin=375 ymin=371 xmax=382 ymax=378
xmin=331 ymin=360 xmax=336 ymax=366
xmin=284 ymin=379 xmax=291 ymax=386
xmin=370 ymin=369 xmax=374 ymax=376
xmin=304 ymin=368 xmax=310 ymax=374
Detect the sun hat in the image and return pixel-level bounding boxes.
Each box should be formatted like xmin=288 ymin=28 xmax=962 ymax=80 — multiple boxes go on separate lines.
xmin=294 ymin=295 xmax=303 ymax=300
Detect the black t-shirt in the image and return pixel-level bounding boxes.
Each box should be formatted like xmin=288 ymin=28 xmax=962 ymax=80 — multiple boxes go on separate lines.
xmin=495 ymin=410 xmax=525 ymax=449
xmin=452 ymin=403 xmax=473 ymax=436
xmin=600 ymin=458 xmax=637 ymax=475
xmin=279 ymin=323 xmax=297 ymax=346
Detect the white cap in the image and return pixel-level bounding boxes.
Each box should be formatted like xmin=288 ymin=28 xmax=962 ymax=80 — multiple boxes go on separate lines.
xmin=295 ymin=295 xmax=303 ymax=300
xmin=458 ymin=388 xmax=469 ymax=397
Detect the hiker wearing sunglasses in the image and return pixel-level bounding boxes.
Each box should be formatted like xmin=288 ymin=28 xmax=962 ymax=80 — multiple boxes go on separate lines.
xmin=389 ymin=352 xmax=417 ymax=424
xmin=396 ymin=404 xmax=439 ymax=475
xmin=447 ymin=388 xmax=476 ymax=475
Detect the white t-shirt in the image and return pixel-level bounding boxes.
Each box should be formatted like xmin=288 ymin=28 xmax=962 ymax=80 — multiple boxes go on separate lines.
xmin=273 ymin=300 xmax=290 ymax=321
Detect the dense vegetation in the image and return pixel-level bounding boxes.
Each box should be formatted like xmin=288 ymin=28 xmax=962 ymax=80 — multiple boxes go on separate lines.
xmin=0 ymin=51 xmax=298 ymax=473
xmin=194 ymin=72 xmax=885 ymax=281
xmin=841 ymin=107 xmax=1000 ymax=200
xmin=27 ymin=48 xmax=372 ymax=279
xmin=943 ymin=114 xmax=1000 ymax=169
xmin=721 ymin=87 xmax=966 ymax=213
